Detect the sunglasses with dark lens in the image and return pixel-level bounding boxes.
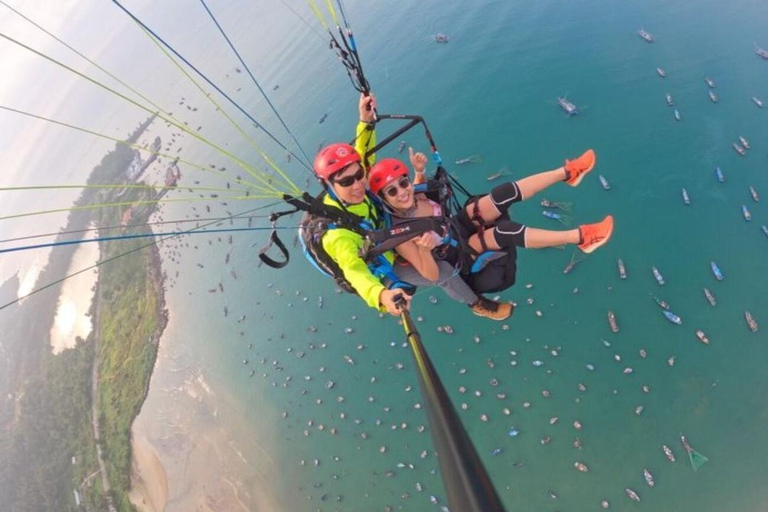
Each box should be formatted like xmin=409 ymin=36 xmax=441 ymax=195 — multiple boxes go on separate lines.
xmin=383 ymin=176 xmax=411 ymax=198
xmin=332 ymin=168 xmax=365 ymax=187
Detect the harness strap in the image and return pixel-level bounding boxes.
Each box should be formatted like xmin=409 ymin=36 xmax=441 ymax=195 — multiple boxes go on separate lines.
xmin=258 ymin=217 xmax=291 ymax=268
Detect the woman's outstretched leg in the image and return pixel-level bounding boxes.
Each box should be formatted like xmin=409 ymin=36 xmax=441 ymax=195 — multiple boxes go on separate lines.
xmin=462 ymin=149 xmax=596 ymax=225
xmin=468 ymin=215 xmax=614 ymax=253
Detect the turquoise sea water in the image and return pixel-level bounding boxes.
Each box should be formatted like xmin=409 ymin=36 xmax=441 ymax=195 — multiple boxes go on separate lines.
xmin=119 ymin=0 xmax=768 ymax=510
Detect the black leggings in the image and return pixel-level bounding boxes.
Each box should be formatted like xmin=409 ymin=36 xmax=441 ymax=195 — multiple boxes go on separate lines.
xmin=467 ymin=182 xmax=529 ymax=248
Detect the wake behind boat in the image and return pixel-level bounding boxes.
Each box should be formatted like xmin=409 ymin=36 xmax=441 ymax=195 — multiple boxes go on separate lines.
xmin=681 ymin=434 xmax=709 ymax=471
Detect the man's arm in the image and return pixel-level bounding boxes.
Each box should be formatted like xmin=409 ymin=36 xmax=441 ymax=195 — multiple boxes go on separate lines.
xmin=355 ymin=94 xmax=377 ymax=169
xmin=323 ymin=231 xmax=386 ymax=310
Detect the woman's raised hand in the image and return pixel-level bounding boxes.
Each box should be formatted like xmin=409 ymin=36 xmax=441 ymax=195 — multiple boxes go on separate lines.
xmin=409 ymin=147 xmax=427 ymax=173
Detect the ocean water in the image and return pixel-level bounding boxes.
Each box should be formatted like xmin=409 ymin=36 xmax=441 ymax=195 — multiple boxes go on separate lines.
xmin=108 ymin=0 xmax=768 ymax=510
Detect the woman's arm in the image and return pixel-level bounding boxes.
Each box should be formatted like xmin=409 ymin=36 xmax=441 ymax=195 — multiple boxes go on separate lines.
xmin=409 ymin=147 xmax=428 ymax=185
xmin=395 ymin=236 xmax=440 ymax=282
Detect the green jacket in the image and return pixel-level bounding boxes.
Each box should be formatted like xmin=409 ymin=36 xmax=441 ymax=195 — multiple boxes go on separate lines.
xmin=320 ymin=121 xmax=395 ymax=310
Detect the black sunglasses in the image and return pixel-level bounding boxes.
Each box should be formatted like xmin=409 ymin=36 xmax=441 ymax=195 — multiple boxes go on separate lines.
xmin=383 ymin=176 xmax=411 ymax=198
xmin=332 ymin=167 xmax=365 ymax=187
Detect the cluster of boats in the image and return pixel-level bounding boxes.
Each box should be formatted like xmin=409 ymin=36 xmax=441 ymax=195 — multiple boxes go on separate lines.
xmin=733 ymin=135 xmax=750 ymax=156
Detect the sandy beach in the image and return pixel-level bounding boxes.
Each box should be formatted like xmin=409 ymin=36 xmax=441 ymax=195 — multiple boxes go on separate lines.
xmin=130 ymin=310 xmax=284 ymax=512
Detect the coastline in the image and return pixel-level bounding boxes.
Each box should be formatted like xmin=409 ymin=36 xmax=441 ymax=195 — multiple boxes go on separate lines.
xmin=128 ymin=298 xmax=285 ymax=512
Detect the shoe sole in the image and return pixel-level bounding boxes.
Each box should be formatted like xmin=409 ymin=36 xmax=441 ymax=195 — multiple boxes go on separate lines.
xmin=579 ymin=217 xmax=614 ymax=254
xmin=566 ymin=150 xmax=596 ymax=187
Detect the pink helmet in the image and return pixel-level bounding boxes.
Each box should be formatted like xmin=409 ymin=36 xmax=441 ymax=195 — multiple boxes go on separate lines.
xmin=314 ymin=143 xmax=361 ymax=181
xmin=368 ymin=158 xmax=409 ymax=195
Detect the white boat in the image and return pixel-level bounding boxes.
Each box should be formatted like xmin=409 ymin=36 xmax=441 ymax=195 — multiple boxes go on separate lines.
xmin=656 ymin=67 xmax=666 ymax=77
xmin=652 ymin=266 xmax=665 ymax=285
xmin=739 ymin=136 xmax=750 ymax=149
xmin=749 ymin=186 xmax=759 ymax=202
xmin=715 ymin=166 xmax=725 ymax=183
xmin=674 ymin=108 xmax=681 ymax=121
xmin=704 ymin=77 xmax=716 ymax=88
xmin=638 ymin=29 xmax=654 ymax=43
xmin=733 ymin=142 xmax=746 ymax=156
xmin=752 ymin=96 xmax=764 ymax=108
xmin=704 ymin=288 xmax=717 ymax=306
xmin=599 ymin=175 xmax=611 ymax=190
xmin=708 ymin=90 xmax=718 ymax=103
xmin=742 ymin=204 xmax=752 ymax=221
xmin=666 ymin=93 xmax=674 ymax=106
xmin=557 ymin=96 xmax=578 ymax=116
xmin=682 ymin=188 xmax=690 ymax=205
xmin=756 ymin=44 xmax=768 ymax=59
xmin=618 ymin=258 xmax=627 ymax=279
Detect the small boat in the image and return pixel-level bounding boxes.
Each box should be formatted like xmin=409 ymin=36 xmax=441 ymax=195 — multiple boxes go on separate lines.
xmin=682 ymin=188 xmax=690 ymax=204
xmin=762 ymin=225 xmax=768 ymax=238
xmin=455 ymin=154 xmax=482 ymax=165
xmin=704 ymin=288 xmax=717 ymax=306
xmin=643 ymin=468 xmax=655 ymax=487
xmin=742 ymin=204 xmax=752 ymax=221
xmin=397 ymin=140 xmax=407 ymax=153
xmin=733 ymin=142 xmax=746 ymax=155
xmin=435 ymin=33 xmax=450 ymax=43
xmin=746 ymin=311 xmax=759 ymax=332
xmin=543 ymin=210 xmax=568 ymax=225
xmin=663 ymin=310 xmax=682 ymax=325
xmin=749 ymin=185 xmax=759 ymax=202
xmin=663 ymin=445 xmax=676 ymax=462
xmin=666 ymin=93 xmax=674 ymax=106
xmin=681 ymin=434 xmax=709 ymax=471
xmin=696 ymin=330 xmax=710 ymax=344
xmin=652 ymin=266 xmax=665 ymax=285
xmin=557 ymin=96 xmax=578 ymax=116
xmin=540 ymin=198 xmax=571 ymax=211
xmin=710 ymin=261 xmax=724 ymax=280
xmin=652 ymin=295 xmax=670 ymax=310
xmin=608 ymin=311 xmax=619 ymax=333
xmin=704 ymin=77 xmax=715 ymax=88
xmin=752 ymin=96 xmax=764 ymax=108
xmin=318 ymin=112 xmax=328 ymax=124
xmin=739 ymin=136 xmax=750 ymax=149
xmin=656 ymin=67 xmax=666 ymax=77
xmin=486 ymin=166 xmax=511 ymax=181
xmin=618 ymin=258 xmax=627 ymax=279
xmin=562 ymin=251 xmax=585 ymax=274
xmin=625 ymin=488 xmax=641 ymax=502
xmin=674 ymin=108 xmax=681 ymax=121
xmin=756 ymin=43 xmax=768 ymax=59
xmin=708 ymin=90 xmax=719 ymax=103
xmin=638 ymin=29 xmax=654 ymax=43
xmin=599 ymin=175 xmax=611 ymax=190
xmin=715 ymin=166 xmax=725 ymax=183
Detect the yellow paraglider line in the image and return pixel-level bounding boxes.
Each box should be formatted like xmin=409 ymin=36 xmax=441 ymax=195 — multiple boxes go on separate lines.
xmin=0 ymin=32 xmax=289 ymax=197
